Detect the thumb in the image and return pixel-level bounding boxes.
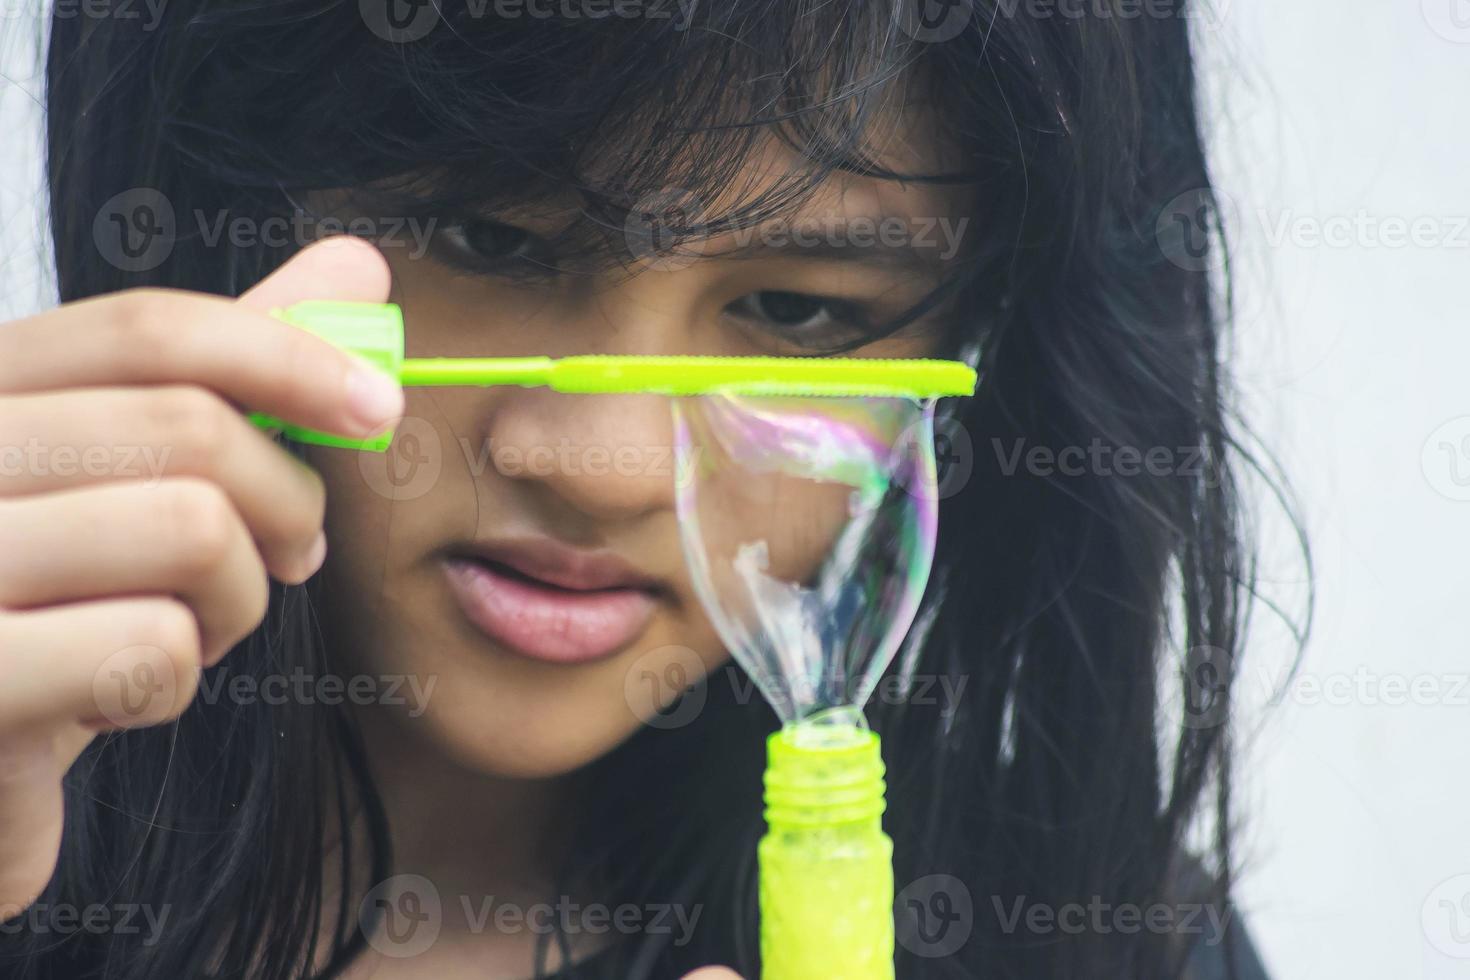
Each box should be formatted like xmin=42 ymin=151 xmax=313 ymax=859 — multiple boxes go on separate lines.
xmin=236 ymin=235 xmax=392 ymax=312
xmin=679 ymin=970 xmax=743 ymax=979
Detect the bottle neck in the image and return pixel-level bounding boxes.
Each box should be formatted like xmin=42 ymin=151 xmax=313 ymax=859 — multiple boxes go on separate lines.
xmin=763 ymin=721 xmax=886 ymax=831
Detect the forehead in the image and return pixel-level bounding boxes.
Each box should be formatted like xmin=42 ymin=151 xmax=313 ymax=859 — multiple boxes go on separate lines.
xmin=732 ymin=104 xmax=968 ymax=225
xmin=575 ymin=67 xmax=971 ymax=226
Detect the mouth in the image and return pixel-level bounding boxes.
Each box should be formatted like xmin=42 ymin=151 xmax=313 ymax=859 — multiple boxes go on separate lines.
xmin=441 ymin=538 xmax=662 ymax=665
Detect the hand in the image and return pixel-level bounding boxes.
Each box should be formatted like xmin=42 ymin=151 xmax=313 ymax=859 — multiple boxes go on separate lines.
xmin=679 ymin=970 xmax=742 ymax=979
xmin=0 ymin=236 xmax=402 ymax=917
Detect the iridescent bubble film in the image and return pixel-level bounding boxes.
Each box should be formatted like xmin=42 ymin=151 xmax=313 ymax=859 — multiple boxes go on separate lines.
xmin=671 ymin=394 xmax=939 ymax=724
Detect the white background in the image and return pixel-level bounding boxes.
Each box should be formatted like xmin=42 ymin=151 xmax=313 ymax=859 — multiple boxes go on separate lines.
xmin=3 ymin=2 xmax=1468 ymax=976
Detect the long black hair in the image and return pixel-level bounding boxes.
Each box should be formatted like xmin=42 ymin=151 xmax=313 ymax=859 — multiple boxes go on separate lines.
xmin=8 ymin=1 xmax=1301 ymax=977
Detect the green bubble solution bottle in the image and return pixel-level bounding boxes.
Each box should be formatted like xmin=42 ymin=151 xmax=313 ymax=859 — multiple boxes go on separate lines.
xmin=669 ymin=389 xmax=945 ymax=980
xmin=760 ymin=715 xmax=894 ymax=980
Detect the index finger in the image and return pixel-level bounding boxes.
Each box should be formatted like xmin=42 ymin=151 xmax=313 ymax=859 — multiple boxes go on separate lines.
xmin=0 ymin=288 xmax=403 ymax=439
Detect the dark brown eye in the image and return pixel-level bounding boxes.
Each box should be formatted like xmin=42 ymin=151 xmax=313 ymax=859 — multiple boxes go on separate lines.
xmin=429 ymin=217 xmax=556 ymax=279
xmin=726 ymin=290 xmax=871 ymax=350
xmin=747 ymin=291 xmax=827 ymax=325
xmin=459 ymin=219 xmax=533 ymax=260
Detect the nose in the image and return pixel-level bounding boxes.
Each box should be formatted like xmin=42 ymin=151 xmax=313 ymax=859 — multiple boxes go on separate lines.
xmin=482 ymin=386 xmax=679 ymax=523
xmin=468 ymin=267 xmax=708 ymax=524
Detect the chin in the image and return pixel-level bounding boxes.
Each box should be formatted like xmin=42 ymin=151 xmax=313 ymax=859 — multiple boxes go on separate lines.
xmin=356 ymin=632 xmax=724 ymax=780
xmin=412 ymin=704 xmax=645 ymax=779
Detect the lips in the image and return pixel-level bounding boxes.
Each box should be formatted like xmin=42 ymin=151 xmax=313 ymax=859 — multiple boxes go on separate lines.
xmin=442 ymin=538 xmax=661 ymax=664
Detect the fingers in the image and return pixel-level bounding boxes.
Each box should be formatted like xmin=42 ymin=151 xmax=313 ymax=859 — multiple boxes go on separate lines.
xmin=0 ymin=235 xmax=394 ymax=919
xmin=0 ymin=730 xmax=65 ymax=914
xmin=0 ymin=597 xmax=202 ymax=733
xmin=0 ymin=385 xmax=328 ymax=581
xmin=0 ymin=265 xmax=402 ymax=441
xmin=0 ymin=479 xmax=268 ymax=664
xmin=236 ymin=234 xmax=392 ymax=312
xmin=0 ymin=597 xmax=203 ymax=913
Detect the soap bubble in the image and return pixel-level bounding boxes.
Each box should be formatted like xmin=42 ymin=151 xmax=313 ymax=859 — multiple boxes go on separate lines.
xmin=671 ymin=393 xmax=939 ymax=724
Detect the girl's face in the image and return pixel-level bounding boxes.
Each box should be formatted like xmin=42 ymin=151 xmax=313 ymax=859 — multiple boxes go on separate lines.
xmin=304 ymin=129 xmax=967 ymax=779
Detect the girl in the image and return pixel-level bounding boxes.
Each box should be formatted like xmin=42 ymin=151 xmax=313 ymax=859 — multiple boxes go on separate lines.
xmin=0 ymin=1 xmax=1287 ymax=976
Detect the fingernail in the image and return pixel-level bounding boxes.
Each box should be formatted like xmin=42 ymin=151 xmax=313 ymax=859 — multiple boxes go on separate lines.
xmin=303 ymin=530 xmax=328 ymax=578
xmin=346 ymin=363 xmax=404 ymax=433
